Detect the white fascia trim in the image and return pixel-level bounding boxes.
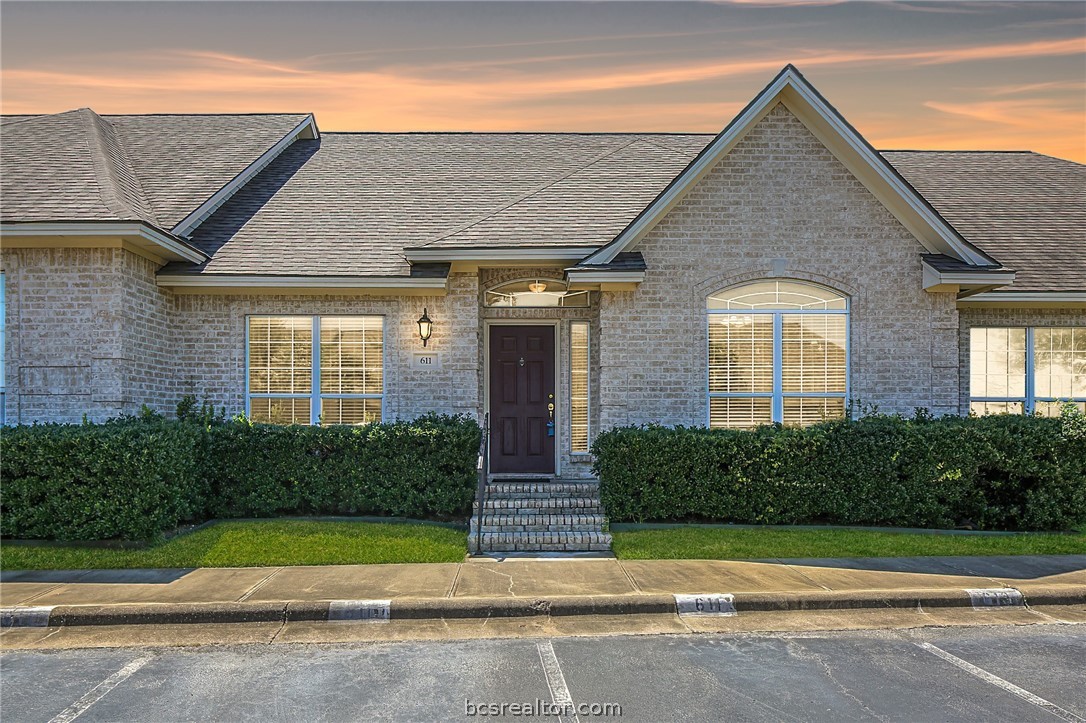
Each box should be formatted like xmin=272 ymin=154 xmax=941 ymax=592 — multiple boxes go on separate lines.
xmin=583 ymin=67 xmax=993 ymax=268
xmin=171 ymin=115 xmax=319 ymax=238
xmin=404 ymin=246 xmax=597 ymax=262
xmin=565 ymin=270 xmax=645 ymax=283
xmin=921 ymin=262 xmax=1015 ymax=290
xmin=0 ymin=221 xmax=207 ymax=263
xmin=958 ymin=291 xmax=1086 ymax=303
xmin=157 ymin=274 xmax=447 ymax=289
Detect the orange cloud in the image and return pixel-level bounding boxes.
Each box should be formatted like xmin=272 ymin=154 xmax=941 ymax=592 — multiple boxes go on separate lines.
xmin=2 ymin=35 xmax=1083 ymax=160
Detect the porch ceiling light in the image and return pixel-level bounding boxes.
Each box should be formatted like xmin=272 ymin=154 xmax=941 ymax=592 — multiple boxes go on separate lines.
xmin=417 ymin=308 xmax=433 ymax=347
xmin=528 ymin=280 xmax=547 ymax=294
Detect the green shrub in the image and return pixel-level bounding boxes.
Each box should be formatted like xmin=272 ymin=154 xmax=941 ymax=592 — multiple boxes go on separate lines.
xmin=204 ymin=414 xmax=480 ymax=520
xmin=593 ymin=414 xmax=1086 ymax=531
xmin=1 ymin=418 xmax=204 ymax=540
xmin=1 ymin=413 xmax=481 ymax=541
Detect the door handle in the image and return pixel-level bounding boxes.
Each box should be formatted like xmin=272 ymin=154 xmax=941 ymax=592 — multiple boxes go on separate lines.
xmin=547 ymin=402 xmax=554 ymax=420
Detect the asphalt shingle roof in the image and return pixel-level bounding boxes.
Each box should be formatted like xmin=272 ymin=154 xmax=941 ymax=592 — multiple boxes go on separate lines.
xmin=4 ymin=110 xmax=1082 ymax=293
xmin=180 ymin=133 xmax=710 ymax=276
xmin=882 ymin=151 xmax=1085 ymax=292
xmin=104 ymin=114 xmax=310 ymax=228
xmin=1 ymin=111 xmax=310 ymax=230
xmin=0 ymin=109 xmax=155 ymax=223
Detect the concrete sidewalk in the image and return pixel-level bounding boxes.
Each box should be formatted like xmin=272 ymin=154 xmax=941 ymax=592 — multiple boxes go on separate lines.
xmin=2 ymin=555 xmax=1083 ymax=611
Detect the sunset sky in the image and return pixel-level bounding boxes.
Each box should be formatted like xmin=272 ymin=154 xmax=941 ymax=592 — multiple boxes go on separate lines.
xmin=2 ymin=1 xmax=1084 ymax=161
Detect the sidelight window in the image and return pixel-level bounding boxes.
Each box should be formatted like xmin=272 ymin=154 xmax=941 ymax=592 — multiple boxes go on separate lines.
xmin=570 ymin=322 xmax=590 ymax=453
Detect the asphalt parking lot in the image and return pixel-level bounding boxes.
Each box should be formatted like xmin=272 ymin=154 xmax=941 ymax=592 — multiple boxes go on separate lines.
xmin=2 ymin=624 xmax=1083 ymax=722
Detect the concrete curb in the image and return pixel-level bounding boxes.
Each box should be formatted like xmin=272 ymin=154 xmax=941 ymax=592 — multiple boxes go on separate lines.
xmin=2 ymin=586 xmax=1083 ymax=628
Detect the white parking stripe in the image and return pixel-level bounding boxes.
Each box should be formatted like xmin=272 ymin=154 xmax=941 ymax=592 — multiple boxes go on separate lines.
xmin=537 ymin=640 xmax=580 ymax=723
xmin=916 ymin=642 xmax=1084 ymax=722
xmin=49 ymin=656 xmax=152 ymax=723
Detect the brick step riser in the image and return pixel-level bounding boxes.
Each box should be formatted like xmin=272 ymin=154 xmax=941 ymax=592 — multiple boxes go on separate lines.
xmin=471 ymin=521 xmax=608 ymax=531
xmin=476 ymin=500 xmax=603 ymax=513
xmin=486 ymin=490 xmax=599 ymax=495
xmin=476 ymin=543 xmax=613 ymax=553
xmin=474 ymin=533 xmax=612 ymax=544
xmin=473 ymin=515 xmax=607 ymax=527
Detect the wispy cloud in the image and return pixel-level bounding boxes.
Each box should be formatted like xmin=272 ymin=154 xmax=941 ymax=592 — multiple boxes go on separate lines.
xmin=2 ymin=3 xmax=1082 ymax=160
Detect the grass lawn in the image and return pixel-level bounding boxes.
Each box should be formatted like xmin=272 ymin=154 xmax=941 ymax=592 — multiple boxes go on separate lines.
xmin=611 ymin=526 xmax=1086 ymax=560
xmin=0 ymin=520 xmax=468 ymax=570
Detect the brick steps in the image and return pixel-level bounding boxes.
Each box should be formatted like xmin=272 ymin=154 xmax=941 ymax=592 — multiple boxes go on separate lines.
xmin=470 ymin=477 xmax=611 ymax=554
xmin=477 ymin=497 xmax=603 ymax=514
xmin=485 ymin=482 xmax=600 ymax=498
xmin=473 ymin=531 xmax=613 ymax=553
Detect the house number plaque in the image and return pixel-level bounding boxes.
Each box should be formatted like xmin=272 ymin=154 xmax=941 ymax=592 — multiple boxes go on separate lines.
xmin=412 ymin=352 xmax=442 ymax=370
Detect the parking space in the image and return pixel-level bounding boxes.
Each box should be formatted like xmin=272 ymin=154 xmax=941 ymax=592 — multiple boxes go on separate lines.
xmin=2 ymin=625 xmax=1082 ymax=722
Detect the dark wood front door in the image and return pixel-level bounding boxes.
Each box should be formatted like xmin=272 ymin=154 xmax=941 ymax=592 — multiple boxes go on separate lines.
xmin=489 ymin=325 xmax=556 ymax=474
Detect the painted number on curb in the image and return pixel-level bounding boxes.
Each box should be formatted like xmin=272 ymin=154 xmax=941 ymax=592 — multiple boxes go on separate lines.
xmin=966 ymin=588 xmax=1024 ymax=609
xmin=328 ymin=599 xmax=392 ymax=623
xmin=675 ymin=594 xmax=737 ymax=617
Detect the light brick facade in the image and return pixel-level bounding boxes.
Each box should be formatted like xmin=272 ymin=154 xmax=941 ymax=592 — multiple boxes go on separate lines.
xmin=599 ymin=104 xmax=962 ymax=426
xmin=2 ymin=104 xmax=1080 ymax=476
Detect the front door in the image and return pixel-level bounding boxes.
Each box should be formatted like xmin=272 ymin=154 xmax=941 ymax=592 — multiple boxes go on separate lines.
xmin=489 ymin=325 xmax=556 ymax=474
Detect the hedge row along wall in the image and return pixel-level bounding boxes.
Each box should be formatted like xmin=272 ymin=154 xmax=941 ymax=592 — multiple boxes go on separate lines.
xmin=593 ymin=414 xmax=1086 ymax=532
xmin=1 ymin=414 xmax=480 ymax=541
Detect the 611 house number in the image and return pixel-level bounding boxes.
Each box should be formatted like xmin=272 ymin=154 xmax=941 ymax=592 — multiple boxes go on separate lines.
xmin=413 ymin=352 xmax=442 ymax=370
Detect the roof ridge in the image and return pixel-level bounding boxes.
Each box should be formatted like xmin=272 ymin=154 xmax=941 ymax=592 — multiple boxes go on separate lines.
xmin=99 ymin=112 xmax=311 ymax=118
xmin=321 ymin=131 xmax=716 ymax=136
xmin=81 ymin=109 xmax=157 ymax=223
xmin=881 ymin=149 xmax=1035 ymax=154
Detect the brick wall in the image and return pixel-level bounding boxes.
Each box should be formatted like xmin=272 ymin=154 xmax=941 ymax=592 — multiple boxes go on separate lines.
xmin=1 ymin=246 xmax=178 ymax=423
xmin=598 ymin=103 xmax=962 ymax=426
xmin=171 ymin=272 xmax=480 ymax=422
xmin=958 ymin=306 xmax=1086 ymax=414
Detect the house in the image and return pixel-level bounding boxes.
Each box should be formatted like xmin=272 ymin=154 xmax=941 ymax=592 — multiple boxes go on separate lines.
xmin=2 ymin=66 xmax=1083 ymax=550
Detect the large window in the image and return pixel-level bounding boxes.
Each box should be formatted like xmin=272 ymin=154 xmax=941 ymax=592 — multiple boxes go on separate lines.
xmin=247 ymin=316 xmax=383 ymax=425
xmin=570 ymin=322 xmax=590 ymax=453
xmin=708 ymin=280 xmax=848 ymax=429
xmin=970 ymin=326 xmax=1086 ymax=416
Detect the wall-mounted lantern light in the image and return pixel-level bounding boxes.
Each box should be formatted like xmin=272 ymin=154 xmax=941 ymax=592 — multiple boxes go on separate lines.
xmin=417 ymin=308 xmax=433 ymax=347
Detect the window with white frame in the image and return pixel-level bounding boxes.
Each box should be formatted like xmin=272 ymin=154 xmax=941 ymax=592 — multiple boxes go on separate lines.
xmin=247 ymin=316 xmax=383 ymax=425
xmin=707 ymin=280 xmax=848 ymax=429
xmin=970 ymin=326 xmax=1086 ymax=416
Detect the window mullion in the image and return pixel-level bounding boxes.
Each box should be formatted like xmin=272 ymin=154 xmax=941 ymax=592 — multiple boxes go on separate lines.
xmin=1024 ymin=326 xmax=1035 ymax=415
xmin=773 ymin=313 xmax=783 ymax=423
xmin=312 ymin=316 xmax=321 ymax=425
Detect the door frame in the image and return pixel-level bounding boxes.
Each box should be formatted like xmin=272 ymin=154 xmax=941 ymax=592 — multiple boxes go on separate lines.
xmin=483 ymin=319 xmax=561 ymax=477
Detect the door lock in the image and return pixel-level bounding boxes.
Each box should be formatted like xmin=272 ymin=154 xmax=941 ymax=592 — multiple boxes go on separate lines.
xmin=547 ymin=402 xmax=555 ymax=420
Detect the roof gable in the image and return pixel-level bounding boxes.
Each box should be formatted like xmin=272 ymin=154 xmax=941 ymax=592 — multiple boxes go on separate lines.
xmin=581 ymin=65 xmax=999 ymax=269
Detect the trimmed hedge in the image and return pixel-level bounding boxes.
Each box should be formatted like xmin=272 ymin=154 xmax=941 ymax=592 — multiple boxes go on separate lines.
xmin=1 ymin=414 xmax=480 ymax=541
xmin=204 ymin=415 xmax=480 ymax=520
xmin=1 ymin=419 xmax=205 ymax=540
xmin=593 ymin=413 xmax=1086 ymax=532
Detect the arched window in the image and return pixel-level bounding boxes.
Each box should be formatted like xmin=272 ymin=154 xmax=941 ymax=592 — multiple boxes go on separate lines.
xmin=484 ymin=278 xmax=589 ymax=308
xmin=707 ymin=280 xmax=848 ymax=429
